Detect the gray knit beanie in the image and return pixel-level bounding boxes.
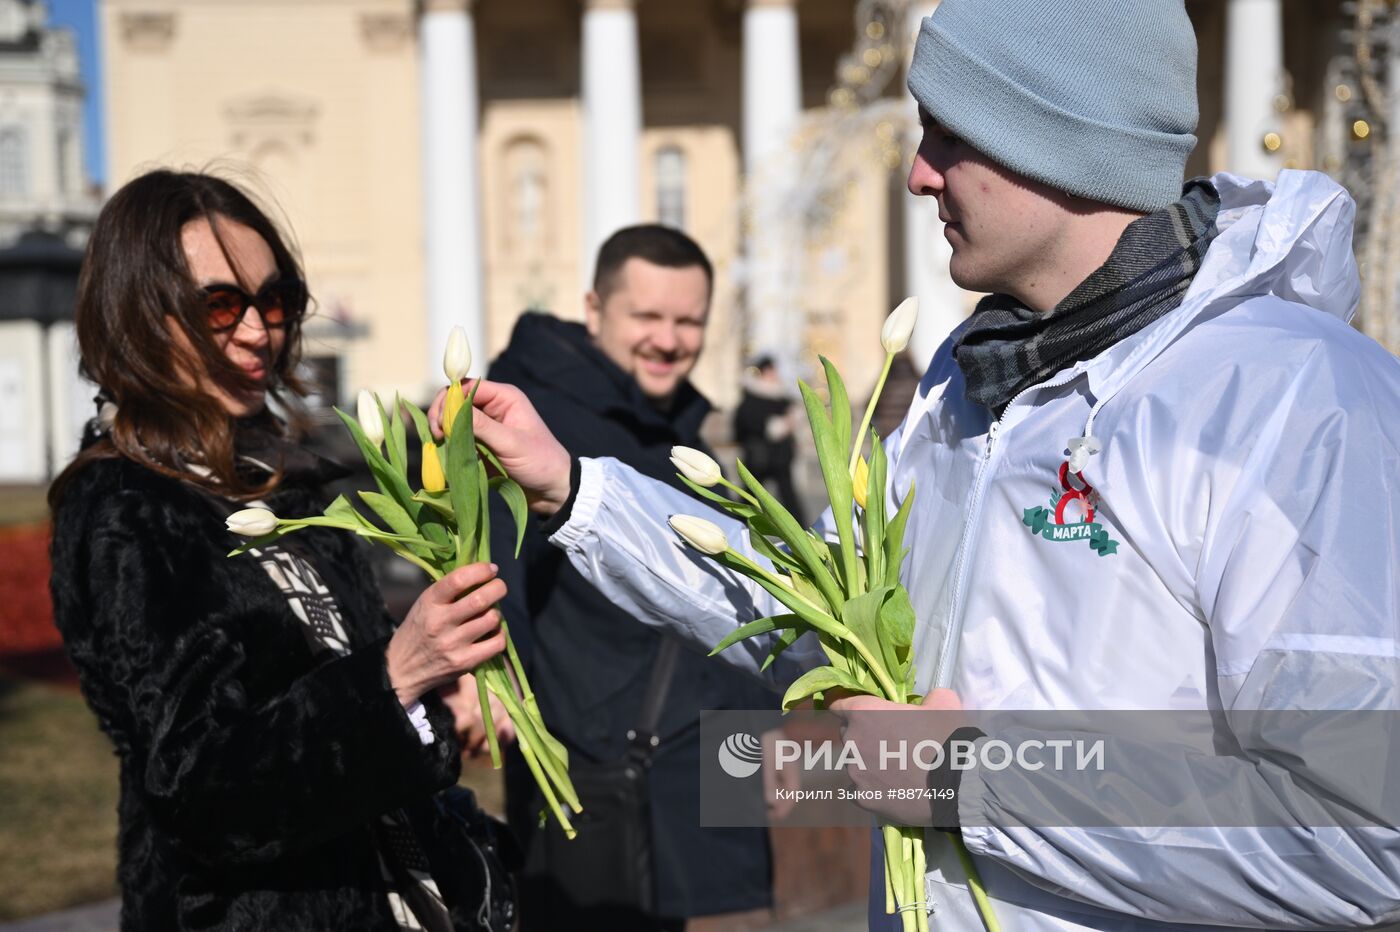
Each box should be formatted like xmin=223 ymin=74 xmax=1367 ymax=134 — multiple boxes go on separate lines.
xmin=907 ymin=0 xmax=1198 ymax=212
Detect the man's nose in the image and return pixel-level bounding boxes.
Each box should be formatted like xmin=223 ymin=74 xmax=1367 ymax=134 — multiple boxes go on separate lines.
xmin=651 ymin=322 xmax=679 ymax=353
xmin=907 ymin=150 xmax=944 ymax=198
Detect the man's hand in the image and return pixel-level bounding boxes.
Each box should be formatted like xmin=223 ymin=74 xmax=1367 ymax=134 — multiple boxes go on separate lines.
xmin=826 ymin=689 xmax=966 ymax=824
xmin=437 ymin=673 xmax=517 ymax=757
xmin=428 ymin=379 xmax=573 ymax=516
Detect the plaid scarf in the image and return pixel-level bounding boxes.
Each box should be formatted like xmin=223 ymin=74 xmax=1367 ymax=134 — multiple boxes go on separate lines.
xmin=953 ymin=179 xmax=1221 ymax=414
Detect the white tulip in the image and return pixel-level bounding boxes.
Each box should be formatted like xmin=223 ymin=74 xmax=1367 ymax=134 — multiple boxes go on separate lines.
xmin=226 ymin=507 xmax=279 ymax=537
xmin=880 ymin=296 xmax=919 ymax=355
xmin=670 ymin=446 xmax=722 ymax=487
xmin=357 ymin=389 xmax=384 ymax=448
xmin=669 ymin=514 xmax=729 ymax=555
xmin=443 ymin=325 xmax=472 ymax=383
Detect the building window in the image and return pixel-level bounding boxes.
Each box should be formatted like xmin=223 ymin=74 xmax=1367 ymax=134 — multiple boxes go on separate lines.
xmin=56 ymin=127 xmax=70 ymax=195
xmin=655 ymin=146 xmax=687 ymax=230
xmin=503 ymin=136 xmax=548 ymax=254
xmin=0 ymin=128 xmax=28 ymax=200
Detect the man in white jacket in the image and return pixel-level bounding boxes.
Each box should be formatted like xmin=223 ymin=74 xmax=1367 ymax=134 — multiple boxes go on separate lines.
xmin=450 ymin=0 xmax=1400 ymax=928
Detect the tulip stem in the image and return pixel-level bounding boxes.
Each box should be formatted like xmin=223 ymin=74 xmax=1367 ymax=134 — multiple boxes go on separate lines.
xmin=850 ymin=352 xmax=894 ymax=477
xmin=719 ymin=477 xmax=762 ymax=509
xmin=724 ymin=549 xmax=901 ymax=700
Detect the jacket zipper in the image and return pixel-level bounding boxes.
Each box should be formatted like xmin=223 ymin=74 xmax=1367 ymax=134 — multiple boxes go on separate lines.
xmin=932 ymin=371 xmax=1082 ymax=689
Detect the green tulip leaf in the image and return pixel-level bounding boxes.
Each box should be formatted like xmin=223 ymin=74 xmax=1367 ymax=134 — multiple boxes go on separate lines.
xmin=711 ymin=548 xmax=843 ymax=643
xmin=781 ymin=664 xmax=865 ymax=711
xmin=358 ymin=491 xmax=434 ymax=560
xmin=489 ymin=475 xmax=530 ymax=558
xmin=445 ymin=381 xmax=483 ymax=567
xmin=863 ymin=430 xmax=888 ymax=584
xmin=476 ymin=441 xmax=508 ymax=478
xmin=841 ymin=585 xmax=894 ymax=680
xmin=880 ymin=585 xmax=916 ymax=671
xmin=734 ymin=458 xmax=844 ymax=612
xmin=799 ymin=379 xmax=858 ymax=593
xmin=710 ymin=613 xmax=802 ymax=655
xmin=413 ymin=489 xmax=455 ymax=518
xmin=760 ymin=626 xmax=804 ymax=672
xmin=334 ymin=406 xmax=421 ymax=521
xmin=375 ymin=392 xmax=408 ymax=480
xmin=883 ymin=480 xmax=916 ymax=589
xmin=748 ymin=524 xmax=803 ymax=573
xmin=402 ymin=398 xmax=433 ymax=446
xmin=819 ymin=356 xmax=852 ymax=461
xmin=475 ymin=461 xmax=492 ymax=563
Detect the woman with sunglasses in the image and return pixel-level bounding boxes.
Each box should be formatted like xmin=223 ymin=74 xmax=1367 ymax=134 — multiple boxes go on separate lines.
xmin=47 ymin=170 xmax=516 ymax=931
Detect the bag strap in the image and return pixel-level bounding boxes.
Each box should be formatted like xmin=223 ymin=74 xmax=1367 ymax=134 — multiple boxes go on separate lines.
xmin=627 ymin=637 xmax=680 ymax=763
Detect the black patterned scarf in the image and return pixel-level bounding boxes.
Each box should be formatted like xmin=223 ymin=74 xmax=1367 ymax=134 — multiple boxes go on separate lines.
xmin=953 ymin=179 xmax=1221 ymax=414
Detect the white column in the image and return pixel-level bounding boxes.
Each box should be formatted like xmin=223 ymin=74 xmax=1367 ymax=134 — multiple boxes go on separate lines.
xmin=46 ymin=321 xmax=90 ymax=477
xmin=581 ymin=0 xmax=642 ymax=276
xmin=419 ymin=0 xmax=484 ymax=387
xmin=902 ymin=1 xmax=963 ymax=371
xmin=0 ymin=320 xmax=47 ymax=483
xmin=1225 ymin=0 xmax=1285 ymax=180
xmin=742 ymin=0 xmax=802 ymax=372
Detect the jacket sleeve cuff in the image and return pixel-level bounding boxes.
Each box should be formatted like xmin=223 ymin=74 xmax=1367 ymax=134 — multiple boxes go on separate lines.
xmin=546 ymin=456 xmax=603 ymax=550
xmin=537 ymin=456 xmax=582 ymax=538
xmin=931 ymin=726 xmax=987 ymax=829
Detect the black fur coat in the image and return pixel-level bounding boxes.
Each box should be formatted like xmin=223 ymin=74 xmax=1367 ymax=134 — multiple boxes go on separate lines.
xmin=50 ymin=452 xmax=507 ymax=931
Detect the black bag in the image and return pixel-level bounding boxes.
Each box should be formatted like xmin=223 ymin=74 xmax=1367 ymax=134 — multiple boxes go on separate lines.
xmin=438 ymin=785 xmax=521 ymax=931
xmin=521 ymin=640 xmax=679 ymax=914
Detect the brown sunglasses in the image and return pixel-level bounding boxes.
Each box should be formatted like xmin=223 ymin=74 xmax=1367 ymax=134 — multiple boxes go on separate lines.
xmin=203 ymin=279 xmax=308 ymax=333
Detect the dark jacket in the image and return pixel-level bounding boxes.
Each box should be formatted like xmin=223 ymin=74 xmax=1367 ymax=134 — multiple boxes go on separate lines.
xmin=488 ymin=313 xmax=776 ymax=918
xmin=49 ymin=448 xmax=507 ymax=931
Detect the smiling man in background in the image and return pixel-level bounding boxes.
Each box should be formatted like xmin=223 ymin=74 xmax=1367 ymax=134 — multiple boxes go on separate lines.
xmin=482 ymin=224 xmax=777 ymax=932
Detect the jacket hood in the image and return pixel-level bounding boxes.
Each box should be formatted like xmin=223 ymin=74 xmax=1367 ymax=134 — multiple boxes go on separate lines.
xmin=1077 ymin=170 xmax=1360 ymax=431
xmin=1190 ymin=170 xmax=1359 ymax=323
xmin=488 ymin=311 xmax=710 ymax=437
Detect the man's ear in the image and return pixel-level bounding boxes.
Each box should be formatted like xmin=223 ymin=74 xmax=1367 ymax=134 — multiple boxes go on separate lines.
xmin=584 ymin=290 xmax=602 ymax=339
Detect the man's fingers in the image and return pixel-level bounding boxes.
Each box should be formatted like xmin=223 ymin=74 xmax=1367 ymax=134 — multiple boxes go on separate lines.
xmin=920 ymin=687 xmax=962 ymax=710
xmin=469 ymin=406 xmax=507 ymax=450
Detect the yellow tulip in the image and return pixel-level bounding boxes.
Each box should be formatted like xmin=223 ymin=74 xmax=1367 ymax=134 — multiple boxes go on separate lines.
xmin=853 ymin=455 xmax=869 ymax=510
xmin=421 ymin=441 xmax=446 ymax=492
xmin=442 ymin=384 xmax=466 ymax=439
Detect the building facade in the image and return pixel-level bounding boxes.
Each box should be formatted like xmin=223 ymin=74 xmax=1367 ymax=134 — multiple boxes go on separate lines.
xmin=97 ymin=0 xmax=1393 ymax=420
xmin=0 ymin=0 xmax=99 ymax=483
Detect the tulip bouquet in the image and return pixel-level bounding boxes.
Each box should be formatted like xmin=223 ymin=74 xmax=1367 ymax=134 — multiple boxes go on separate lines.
xmin=226 ymin=327 xmax=580 ymax=838
xmin=667 ymin=299 xmax=996 ymax=932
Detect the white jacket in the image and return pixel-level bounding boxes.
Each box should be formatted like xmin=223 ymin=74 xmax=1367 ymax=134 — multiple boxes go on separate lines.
xmin=548 ymin=171 xmax=1400 ymax=930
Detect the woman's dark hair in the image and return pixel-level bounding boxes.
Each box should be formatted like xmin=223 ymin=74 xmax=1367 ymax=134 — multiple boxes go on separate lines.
xmin=49 ymin=169 xmax=310 ymax=508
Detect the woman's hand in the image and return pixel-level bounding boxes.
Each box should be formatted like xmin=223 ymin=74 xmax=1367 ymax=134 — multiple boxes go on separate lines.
xmin=437 ymin=673 xmax=517 ymax=757
xmin=385 ymin=562 xmax=507 ymax=706
xmin=427 ymin=379 xmax=572 ymax=516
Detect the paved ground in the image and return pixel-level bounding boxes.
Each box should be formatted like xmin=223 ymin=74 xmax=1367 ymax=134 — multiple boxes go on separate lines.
xmin=0 ymin=898 xmax=867 ymax=932
xmin=0 ymin=900 xmax=119 ymax=932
